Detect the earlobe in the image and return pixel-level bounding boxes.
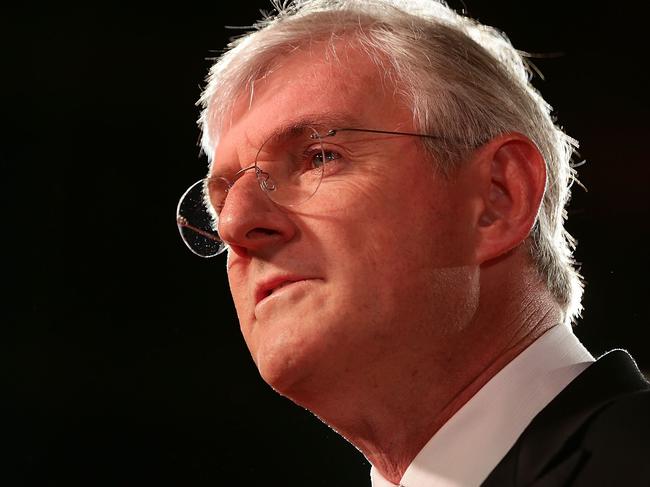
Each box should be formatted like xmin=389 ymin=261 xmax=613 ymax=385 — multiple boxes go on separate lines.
xmin=473 ymin=133 xmax=547 ymax=264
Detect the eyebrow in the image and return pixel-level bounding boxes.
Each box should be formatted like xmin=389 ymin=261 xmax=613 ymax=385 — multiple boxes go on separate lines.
xmin=258 ymin=112 xmax=365 ymax=144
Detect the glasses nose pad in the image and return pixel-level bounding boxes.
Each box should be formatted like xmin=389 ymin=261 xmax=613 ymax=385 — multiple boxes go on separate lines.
xmin=258 ymin=170 xmax=276 ymax=192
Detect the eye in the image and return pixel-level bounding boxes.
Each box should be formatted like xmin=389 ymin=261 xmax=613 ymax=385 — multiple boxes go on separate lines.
xmin=310 ymin=147 xmax=342 ymax=169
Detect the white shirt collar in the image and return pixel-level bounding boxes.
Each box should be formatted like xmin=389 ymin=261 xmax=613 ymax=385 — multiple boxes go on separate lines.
xmin=371 ymin=324 xmax=594 ymax=487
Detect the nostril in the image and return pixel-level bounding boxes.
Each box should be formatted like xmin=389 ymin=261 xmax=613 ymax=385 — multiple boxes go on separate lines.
xmin=246 ymin=227 xmax=279 ymax=239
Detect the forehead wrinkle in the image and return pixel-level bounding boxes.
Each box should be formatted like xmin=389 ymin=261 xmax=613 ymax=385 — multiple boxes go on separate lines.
xmin=254 ymin=111 xmax=368 ymax=144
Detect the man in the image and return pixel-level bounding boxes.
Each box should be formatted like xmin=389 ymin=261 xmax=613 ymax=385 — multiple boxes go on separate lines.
xmin=176 ymin=0 xmax=650 ymax=485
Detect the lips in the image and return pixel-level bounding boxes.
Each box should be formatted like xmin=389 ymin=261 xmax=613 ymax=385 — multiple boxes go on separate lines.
xmin=254 ymin=276 xmax=313 ymax=305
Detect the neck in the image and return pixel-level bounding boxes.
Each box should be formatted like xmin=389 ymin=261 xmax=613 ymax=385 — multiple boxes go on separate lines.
xmin=290 ymin=257 xmax=563 ymax=485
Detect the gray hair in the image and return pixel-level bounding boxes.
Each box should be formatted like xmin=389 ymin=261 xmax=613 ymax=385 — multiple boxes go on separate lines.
xmin=197 ymin=0 xmax=584 ymax=324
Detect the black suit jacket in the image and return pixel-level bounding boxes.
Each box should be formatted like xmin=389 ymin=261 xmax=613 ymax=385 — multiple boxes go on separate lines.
xmin=482 ymin=350 xmax=650 ymax=486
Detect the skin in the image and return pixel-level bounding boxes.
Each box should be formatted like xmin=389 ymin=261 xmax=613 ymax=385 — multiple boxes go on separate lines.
xmin=212 ymin=42 xmax=562 ymax=483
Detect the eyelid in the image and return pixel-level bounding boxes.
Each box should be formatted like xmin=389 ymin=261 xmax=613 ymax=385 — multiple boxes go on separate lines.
xmin=311 ymin=140 xmax=345 ymax=157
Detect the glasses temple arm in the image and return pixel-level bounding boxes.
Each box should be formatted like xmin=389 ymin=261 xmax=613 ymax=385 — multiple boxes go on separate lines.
xmin=176 ymin=216 xmax=222 ymax=242
xmin=331 ymin=128 xmax=445 ymax=139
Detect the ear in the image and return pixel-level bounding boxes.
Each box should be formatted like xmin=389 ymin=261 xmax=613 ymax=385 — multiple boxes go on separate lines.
xmin=470 ymin=133 xmax=547 ymax=264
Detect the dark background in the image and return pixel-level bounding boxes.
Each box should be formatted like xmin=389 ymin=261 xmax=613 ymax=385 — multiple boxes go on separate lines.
xmin=4 ymin=1 xmax=649 ymax=485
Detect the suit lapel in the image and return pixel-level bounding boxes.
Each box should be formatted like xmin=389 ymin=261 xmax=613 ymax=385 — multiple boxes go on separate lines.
xmin=482 ymin=350 xmax=649 ymax=486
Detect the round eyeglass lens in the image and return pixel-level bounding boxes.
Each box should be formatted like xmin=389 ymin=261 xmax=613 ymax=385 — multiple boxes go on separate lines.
xmin=177 ymin=125 xmax=328 ymax=258
xmin=253 ymin=124 xmax=326 ymax=207
xmin=176 ymin=178 xmax=227 ymax=257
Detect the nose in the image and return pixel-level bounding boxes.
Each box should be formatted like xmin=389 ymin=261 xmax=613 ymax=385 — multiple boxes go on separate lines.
xmin=217 ymin=171 xmax=296 ymax=257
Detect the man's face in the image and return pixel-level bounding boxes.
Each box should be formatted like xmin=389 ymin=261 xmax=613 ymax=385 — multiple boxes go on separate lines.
xmin=212 ymin=45 xmax=480 ymax=400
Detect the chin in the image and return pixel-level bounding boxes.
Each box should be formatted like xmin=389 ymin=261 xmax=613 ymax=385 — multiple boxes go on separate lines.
xmin=250 ymin=324 xmax=332 ymax=401
xmin=251 ymin=332 xmax=313 ymax=396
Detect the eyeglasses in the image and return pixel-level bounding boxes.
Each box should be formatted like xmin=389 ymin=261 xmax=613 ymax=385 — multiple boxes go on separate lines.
xmin=176 ymin=124 xmax=446 ymax=258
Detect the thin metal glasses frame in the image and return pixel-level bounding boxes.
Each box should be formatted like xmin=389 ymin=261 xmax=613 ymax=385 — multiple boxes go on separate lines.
xmin=176 ymin=126 xmax=447 ymax=257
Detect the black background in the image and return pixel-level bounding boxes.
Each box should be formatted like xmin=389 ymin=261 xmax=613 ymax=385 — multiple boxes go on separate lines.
xmin=4 ymin=1 xmax=649 ymax=485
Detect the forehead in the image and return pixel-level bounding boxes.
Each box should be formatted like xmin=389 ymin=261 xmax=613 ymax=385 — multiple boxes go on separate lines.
xmin=211 ymin=42 xmax=413 ymax=165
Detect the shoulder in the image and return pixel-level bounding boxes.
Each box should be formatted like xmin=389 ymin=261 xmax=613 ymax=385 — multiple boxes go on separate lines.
xmin=589 ymin=386 xmax=650 ymax=432
xmin=571 ymin=382 xmax=650 ymax=485
xmin=584 ymin=387 xmax=650 ymax=451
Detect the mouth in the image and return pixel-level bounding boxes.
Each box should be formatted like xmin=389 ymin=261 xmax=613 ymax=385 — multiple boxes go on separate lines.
xmin=254 ymin=276 xmax=314 ymax=306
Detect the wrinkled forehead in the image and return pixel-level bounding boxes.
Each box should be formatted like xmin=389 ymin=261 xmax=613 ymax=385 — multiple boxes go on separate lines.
xmin=207 ymin=39 xmax=405 ymax=164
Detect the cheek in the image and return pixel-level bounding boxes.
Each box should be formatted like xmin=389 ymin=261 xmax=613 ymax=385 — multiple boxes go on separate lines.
xmin=352 ymin=189 xmax=464 ymax=268
xmin=319 ymin=176 xmax=476 ymax=314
